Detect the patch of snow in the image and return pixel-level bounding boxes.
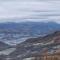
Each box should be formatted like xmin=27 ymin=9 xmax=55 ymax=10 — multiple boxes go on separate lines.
xmin=23 ymin=57 xmax=35 ymax=60
xmin=33 ymin=43 xmax=44 ymax=45
xmin=0 ymin=48 xmax=16 ymax=55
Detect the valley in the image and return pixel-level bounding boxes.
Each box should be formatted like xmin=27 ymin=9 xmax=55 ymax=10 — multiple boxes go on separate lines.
xmin=0 ymin=22 xmax=60 ymax=60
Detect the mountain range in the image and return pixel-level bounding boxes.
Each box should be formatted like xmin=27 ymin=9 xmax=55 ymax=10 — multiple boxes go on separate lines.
xmin=0 ymin=22 xmax=60 ymax=35
xmin=0 ymin=22 xmax=60 ymax=45
xmin=0 ymin=22 xmax=60 ymax=60
xmin=7 ymin=31 xmax=60 ymax=60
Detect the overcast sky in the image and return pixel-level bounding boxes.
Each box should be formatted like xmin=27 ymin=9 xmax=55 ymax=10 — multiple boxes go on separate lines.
xmin=0 ymin=0 xmax=60 ymax=23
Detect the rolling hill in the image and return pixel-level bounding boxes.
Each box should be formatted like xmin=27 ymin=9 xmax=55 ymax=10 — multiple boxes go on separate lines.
xmin=0 ymin=41 xmax=10 ymax=51
xmin=8 ymin=31 xmax=60 ymax=60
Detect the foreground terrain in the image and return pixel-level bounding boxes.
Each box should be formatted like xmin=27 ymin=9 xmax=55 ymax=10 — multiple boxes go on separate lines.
xmin=0 ymin=31 xmax=60 ymax=60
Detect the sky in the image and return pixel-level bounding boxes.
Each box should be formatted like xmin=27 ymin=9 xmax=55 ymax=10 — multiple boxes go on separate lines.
xmin=0 ymin=0 xmax=60 ymax=23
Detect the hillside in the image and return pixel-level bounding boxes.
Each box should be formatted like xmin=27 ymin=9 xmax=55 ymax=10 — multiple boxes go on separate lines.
xmin=0 ymin=41 xmax=10 ymax=51
xmin=8 ymin=31 xmax=60 ymax=60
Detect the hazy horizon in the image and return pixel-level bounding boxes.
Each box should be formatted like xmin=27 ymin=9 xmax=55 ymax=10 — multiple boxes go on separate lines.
xmin=0 ymin=0 xmax=60 ymax=23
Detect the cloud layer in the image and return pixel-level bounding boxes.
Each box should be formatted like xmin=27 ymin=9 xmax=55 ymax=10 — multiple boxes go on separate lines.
xmin=0 ymin=0 xmax=60 ymax=22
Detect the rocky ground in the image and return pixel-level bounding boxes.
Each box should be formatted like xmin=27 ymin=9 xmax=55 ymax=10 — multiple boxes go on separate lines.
xmin=0 ymin=31 xmax=60 ymax=60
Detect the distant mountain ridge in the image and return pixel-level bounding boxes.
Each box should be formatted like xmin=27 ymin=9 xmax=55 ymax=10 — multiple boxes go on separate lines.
xmin=0 ymin=22 xmax=60 ymax=45
xmin=0 ymin=22 xmax=60 ymax=35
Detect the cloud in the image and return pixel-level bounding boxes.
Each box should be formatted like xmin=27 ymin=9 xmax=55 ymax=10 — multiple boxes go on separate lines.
xmin=0 ymin=0 xmax=60 ymax=22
